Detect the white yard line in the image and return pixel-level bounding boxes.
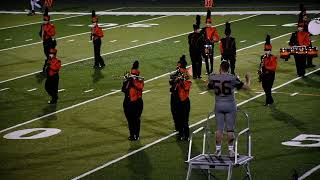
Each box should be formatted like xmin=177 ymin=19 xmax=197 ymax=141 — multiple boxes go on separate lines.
xmin=199 ymin=91 xmax=208 ymax=95
xmin=27 ymin=88 xmax=37 ymax=92
xmin=0 ymin=87 xmax=10 ymax=92
xmin=58 ymin=89 xmax=65 ymax=92
xmin=0 ymin=15 xmax=170 ymax=53
xmin=0 ymin=15 xmax=259 ymax=84
xmin=143 ymin=90 xmax=151 ymax=94
xmin=290 ymin=92 xmax=299 ymax=96
xmin=240 ymin=40 xmax=246 ymax=43
xmin=298 ymin=164 xmax=320 ymax=180
xmin=72 ymin=67 xmax=320 ymax=180
xmin=0 ymin=7 xmax=125 ymax=31
xmin=84 ymin=89 xmax=94 ymax=93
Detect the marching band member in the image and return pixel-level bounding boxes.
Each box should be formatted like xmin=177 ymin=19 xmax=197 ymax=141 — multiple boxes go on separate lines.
xmin=201 ymin=9 xmax=220 ymax=75
xmin=45 ymin=48 xmax=61 ymax=104
xmin=208 ymin=61 xmax=250 ymax=157
xmin=170 ymin=55 xmax=192 ymax=140
xmin=260 ymin=35 xmax=277 ymax=106
xmin=39 ymin=8 xmax=56 ymax=73
xmin=28 ymin=0 xmax=42 ymax=15
xmin=289 ymin=21 xmax=310 ymax=77
xmin=122 ymin=61 xmax=144 ymax=141
xmin=91 ymin=10 xmax=106 ymax=69
xmin=188 ymin=15 xmax=203 ymax=79
xmin=219 ymin=22 xmax=237 ymax=75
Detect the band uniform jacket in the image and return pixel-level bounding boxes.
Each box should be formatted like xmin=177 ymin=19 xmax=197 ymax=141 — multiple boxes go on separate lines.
xmin=262 ymin=55 xmax=277 ymax=73
xmin=289 ymin=31 xmax=310 ymax=47
xmin=219 ymin=37 xmax=236 ymax=56
xmin=40 ymin=23 xmax=56 ymax=41
xmin=47 ymin=57 xmax=61 ymax=76
xmin=188 ymin=32 xmax=203 ymax=55
xmin=175 ymin=68 xmax=192 ymax=101
xmin=92 ymin=24 xmax=104 ymax=41
xmin=124 ymin=69 xmax=144 ymax=102
xmin=202 ymin=26 xmax=220 ymax=43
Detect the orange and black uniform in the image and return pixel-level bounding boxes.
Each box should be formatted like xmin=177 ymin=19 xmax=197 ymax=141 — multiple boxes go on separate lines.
xmin=45 ymin=56 xmax=61 ymax=103
xmin=220 ymin=36 xmax=236 ymax=74
xmin=39 ymin=22 xmax=56 ymax=71
xmin=261 ymin=54 xmax=277 ymax=105
xmin=289 ymin=30 xmax=310 ymax=76
xmin=122 ymin=69 xmax=144 ymax=140
xmin=201 ymin=26 xmax=220 ymax=74
xmin=188 ymin=27 xmax=203 ymax=78
xmin=92 ymin=24 xmax=105 ymax=68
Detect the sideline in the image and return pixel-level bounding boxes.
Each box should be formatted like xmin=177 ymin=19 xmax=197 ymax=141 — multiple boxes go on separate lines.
xmin=298 ymin=164 xmax=320 ymax=180
xmin=0 ymin=15 xmax=258 ymax=84
xmin=72 ymin=67 xmax=320 ymax=180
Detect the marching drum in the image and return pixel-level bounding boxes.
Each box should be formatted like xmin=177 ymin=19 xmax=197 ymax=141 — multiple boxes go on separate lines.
xmin=292 ymin=46 xmax=307 ymax=55
xmin=307 ymin=46 xmax=318 ymax=57
xmin=204 ymin=44 xmax=213 ymax=56
xmin=280 ymin=48 xmax=290 ymax=59
xmin=308 ymin=18 xmax=320 ymax=35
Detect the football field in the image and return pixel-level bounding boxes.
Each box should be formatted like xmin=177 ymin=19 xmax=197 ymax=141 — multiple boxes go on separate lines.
xmin=0 ymin=3 xmax=320 ymax=180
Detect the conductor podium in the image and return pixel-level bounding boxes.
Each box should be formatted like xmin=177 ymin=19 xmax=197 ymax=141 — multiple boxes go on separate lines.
xmin=186 ymin=110 xmax=253 ymax=180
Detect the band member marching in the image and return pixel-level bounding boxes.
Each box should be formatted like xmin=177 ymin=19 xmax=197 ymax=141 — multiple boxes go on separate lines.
xmin=220 ymin=22 xmax=237 ymax=75
xmin=122 ymin=61 xmax=144 ymax=141
xmin=169 ymin=55 xmax=192 ymax=140
xmin=39 ymin=8 xmax=56 ymax=73
xmin=188 ymin=15 xmax=204 ymax=79
xmin=45 ymin=48 xmax=61 ymax=104
xmin=259 ymin=35 xmax=277 ymax=106
xmin=91 ymin=10 xmax=106 ymax=69
xmin=201 ymin=9 xmax=220 ymax=75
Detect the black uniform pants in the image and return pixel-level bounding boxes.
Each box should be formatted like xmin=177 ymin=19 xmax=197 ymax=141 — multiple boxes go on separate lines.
xmin=93 ymin=38 xmax=105 ymax=67
xmin=294 ymin=55 xmax=306 ymax=76
xmin=170 ymin=93 xmax=179 ymax=131
xmin=306 ymin=56 xmax=314 ymax=67
xmin=176 ymin=98 xmax=190 ymax=139
xmin=123 ymin=97 xmax=143 ymax=138
xmin=204 ymin=53 xmax=214 ymax=75
xmin=45 ymin=73 xmax=59 ymax=101
xmin=221 ymin=54 xmax=236 ymax=75
xmin=262 ymin=72 xmax=275 ymax=105
xmin=190 ymin=53 xmax=202 ymax=78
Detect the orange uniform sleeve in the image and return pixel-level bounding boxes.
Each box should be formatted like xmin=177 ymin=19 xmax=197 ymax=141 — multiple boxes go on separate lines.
xmin=213 ymin=28 xmax=220 ymax=42
xmin=48 ymin=24 xmax=56 ymax=37
xmin=94 ymin=27 xmax=104 ymax=38
xmin=133 ymin=80 xmax=144 ymax=90
xmin=297 ymin=32 xmax=310 ymax=46
xmin=50 ymin=59 xmax=61 ymax=71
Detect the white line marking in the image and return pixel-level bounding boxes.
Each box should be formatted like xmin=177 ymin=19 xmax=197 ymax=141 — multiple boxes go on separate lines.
xmin=68 ymin=24 xmax=85 ymax=27
xmin=4 ymin=38 xmax=12 ymax=41
xmin=0 ymin=15 xmax=259 ymax=84
xmin=67 ymin=39 xmax=75 ymax=42
xmin=287 ymin=40 xmax=290 ymax=43
xmin=110 ymin=89 xmax=118 ymax=92
xmin=174 ymin=40 xmax=180 ymax=43
xmin=311 ymin=40 xmax=315 ymax=43
xmin=255 ymin=91 xmax=264 ymax=94
xmin=258 ymin=24 xmax=277 ymax=27
xmin=199 ymin=91 xmax=208 ymax=95
xmin=240 ymin=40 xmax=246 ymax=43
xmin=298 ymin=164 xmax=320 ymax=180
xmin=109 ymin=40 xmax=117 ymax=43
xmin=290 ymin=92 xmax=299 ymax=96
xmin=0 ymin=88 xmax=10 ymax=92
xmin=58 ymin=89 xmax=65 ymax=92
xmin=84 ymin=89 xmax=94 ymax=93
xmin=72 ymin=67 xmax=320 ymax=180
xmin=27 ymin=88 xmax=37 ymax=92
xmin=143 ymin=90 xmax=151 ymax=94
xmin=0 ymin=15 xmax=169 ymax=53
xmin=88 ymin=40 xmax=92 ymax=43
xmin=131 ymin=40 xmax=139 ymax=43
xmin=25 ymin=39 xmax=33 ymax=42
xmin=0 ymin=7 xmax=125 ymax=31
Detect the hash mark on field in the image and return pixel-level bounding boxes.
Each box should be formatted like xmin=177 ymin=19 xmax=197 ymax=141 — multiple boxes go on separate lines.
xmin=4 ymin=38 xmax=12 ymax=41
xmin=0 ymin=88 xmax=10 ymax=92
xmin=110 ymin=89 xmax=118 ymax=92
xmin=174 ymin=40 xmax=180 ymax=43
xmin=287 ymin=41 xmax=290 ymax=43
xmin=25 ymin=39 xmax=33 ymax=42
xmin=131 ymin=40 xmax=139 ymax=43
xmin=84 ymin=89 xmax=94 ymax=93
xmin=240 ymin=40 xmax=247 ymax=43
xmin=290 ymin=92 xmax=299 ymax=96
xmin=27 ymin=88 xmax=37 ymax=92
xmin=143 ymin=90 xmax=151 ymax=94
xmin=88 ymin=40 xmax=92 ymax=43
xmin=68 ymin=24 xmax=85 ymax=27
xmin=258 ymin=24 xmax=277 ymax=27
xmin=58 ymin=89 xmax=65 ymax=92
xmin=199 ymin=91 xmax=208 ymax=95
xmin=311 ymin=40 xmax=315 ymax=43
xmin=110 ymin=40 xmax=117 ymax=43
xmin=68 ymin=39 xmax=75 ymax=42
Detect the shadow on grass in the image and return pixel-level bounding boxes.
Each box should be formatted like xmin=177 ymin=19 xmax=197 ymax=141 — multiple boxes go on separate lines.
xmin=128 ymin=142 xmax=152 ymax=180
xmin=92 ymin=68 xmax=105 ymax=83
xmin=42 ymin=104 xmax=57 ymax=128
xmin=270 ymin=105 xmax=306 ymax=131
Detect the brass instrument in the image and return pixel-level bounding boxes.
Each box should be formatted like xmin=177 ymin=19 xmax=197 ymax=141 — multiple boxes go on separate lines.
xmin=257 ymin=54 xmax=267 ymax=82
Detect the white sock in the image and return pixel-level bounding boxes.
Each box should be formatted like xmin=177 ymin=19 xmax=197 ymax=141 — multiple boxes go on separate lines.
xmin=228 ymin=145 xmax=234 ymax=151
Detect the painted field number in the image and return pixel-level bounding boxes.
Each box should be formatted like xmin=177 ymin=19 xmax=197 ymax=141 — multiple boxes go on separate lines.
xmin=282 ymin=134 xmax=320 ymax=147
xmin=3 ymin=128 xmax=61 ymax=140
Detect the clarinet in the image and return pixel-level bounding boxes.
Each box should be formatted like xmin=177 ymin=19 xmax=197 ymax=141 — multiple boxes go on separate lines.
xmin=257 ymin=54 xmax=267 ymax=82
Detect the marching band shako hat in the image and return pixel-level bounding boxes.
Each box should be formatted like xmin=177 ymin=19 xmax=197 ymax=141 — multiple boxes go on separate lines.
xmin=299 ymin=4 xmax=306 ymax=15
xmin=225 ymin=22 xmax=231 ymax=36
xmin=206 ymin=9 xmax=212 ymax=24
xmin=43 ymin=8 xmax=50 ymax=21
xmin=131 ymin=60 xmax=140 ymax=75
xmin=178 ymin=55 xmax=187 ymax=68
xmin=264 ymin=35 xmax=272 ymax=51
xmin=91 ymin=10 xmax=98 ymax=23
xmin=49 ymin=48 xmax=57 ymax=55
xmin=193 ymin=15 xmax=201 ymax=30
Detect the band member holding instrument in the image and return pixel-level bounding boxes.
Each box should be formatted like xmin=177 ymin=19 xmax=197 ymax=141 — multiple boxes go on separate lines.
xmin=188 ymin=15 xmax=203 ymax=79
xmin=45 ymin=48 xmax=61 ymax=104
xmin=39 ymin=8 xmax=56 ymax=73
xmin=220 ymin=22 xmax=237 ymax=75
xmin=289 ymin=22 xmax=310 ymax=77
xmin=91 ymin=10 xmax=105 ymax=69
xmin=122 ymin=61 xmax=144 ymax=141
xmin=260 ymin=35 xmax=277 ymax=106
xmin=201 ymin=9 xmax=220 ymax=75
xmin=208 ymin=61 xmax=250 ymax=157
xmin=169 ymin=55 xmax=192 ymax=140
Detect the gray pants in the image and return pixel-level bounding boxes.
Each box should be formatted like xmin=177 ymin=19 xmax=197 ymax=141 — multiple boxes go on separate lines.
xmin=215 ymin=101 xmax=236 ymax=131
